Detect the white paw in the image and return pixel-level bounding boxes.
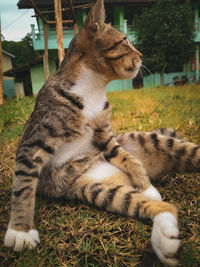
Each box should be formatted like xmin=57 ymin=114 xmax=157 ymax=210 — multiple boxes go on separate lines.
xmin=151 ymin=212 xmax=181 ymax=266
xmin=142 ymin=184 xmax=162 ymax=201
xmin=4 ymin=228 xmax=40 ymax=252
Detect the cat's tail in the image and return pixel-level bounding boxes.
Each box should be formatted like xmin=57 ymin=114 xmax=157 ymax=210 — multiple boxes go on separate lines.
xmin=70 ymin=175 xmax=181 ymax=266
xmin=116 ymin=130 xmax=200 ymax=179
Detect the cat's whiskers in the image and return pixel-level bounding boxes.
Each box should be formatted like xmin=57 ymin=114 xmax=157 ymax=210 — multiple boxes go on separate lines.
xmin=141 ymin=64 xmax=152 ymax=75
xmin=138 ymin=64 xmax=152 ymax=78
xmin=139 ymin=68 xmax=144 ymax=78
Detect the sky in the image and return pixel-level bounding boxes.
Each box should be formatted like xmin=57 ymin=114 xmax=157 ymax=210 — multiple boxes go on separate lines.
xmin=1 ymin=0 xmax=37 ymax=41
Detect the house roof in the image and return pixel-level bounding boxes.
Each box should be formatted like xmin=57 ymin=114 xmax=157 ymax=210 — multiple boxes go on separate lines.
xmin=2 ymin=50 xmax=15 ymax=59
xmin=3 ymin=56 xmax=43 ymax=77
xmin=17 ymin=0 xmax=156 ymax=9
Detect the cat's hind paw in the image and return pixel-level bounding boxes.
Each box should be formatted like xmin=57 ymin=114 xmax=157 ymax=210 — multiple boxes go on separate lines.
xmin=142 ymin=184 xmax=162 ymax=201
xmin=151 ymin=212 xmax=181 ymax=266
xmin=4 ymin=228 xmax=40 ymax=252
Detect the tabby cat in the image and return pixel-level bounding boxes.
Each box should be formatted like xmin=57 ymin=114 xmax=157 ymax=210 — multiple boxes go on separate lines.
xmin=4 ymin=1 xmax=200 ymax=266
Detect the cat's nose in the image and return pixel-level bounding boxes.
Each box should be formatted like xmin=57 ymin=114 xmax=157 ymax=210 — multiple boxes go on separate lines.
xmin=135 ymin=49 xmax=143 ymax=60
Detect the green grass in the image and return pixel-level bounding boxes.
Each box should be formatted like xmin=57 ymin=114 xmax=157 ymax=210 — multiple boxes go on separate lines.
xmin=109 ymin=85 xmax=200 ymax=143
xmin=0 ymin=97 xmax=36 ymax=143
xmin=0 ymin=85 xmax=200 ymax=266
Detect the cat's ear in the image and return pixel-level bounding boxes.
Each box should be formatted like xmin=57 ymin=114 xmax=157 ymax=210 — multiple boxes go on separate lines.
xmin=83 ymin=0 xmax=105 ymax=31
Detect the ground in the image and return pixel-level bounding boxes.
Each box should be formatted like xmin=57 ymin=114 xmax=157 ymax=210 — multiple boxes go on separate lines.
xmin=0 ymin=85 xmax=200 ymax=266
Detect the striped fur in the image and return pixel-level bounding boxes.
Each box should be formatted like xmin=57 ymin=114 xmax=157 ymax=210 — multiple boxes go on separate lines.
xmin=5 ymin=0 xmax=199 ymax=265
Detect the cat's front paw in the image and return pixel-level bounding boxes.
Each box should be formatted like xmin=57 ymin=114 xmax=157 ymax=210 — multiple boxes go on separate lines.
xmin=4 ymin=228 xmax=40 ymax=251
xmin=142 ymin=184 xmax=162 ymax=201
xmin=151 ymin=212 xmax=181 ymax=266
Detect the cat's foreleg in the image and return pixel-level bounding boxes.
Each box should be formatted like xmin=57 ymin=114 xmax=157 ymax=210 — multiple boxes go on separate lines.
xmin=4 ymin=148 xmax=47 ymax=251
xmin=4 ymin=173 xmax=39 ymax=251
xmin=116 ymin=131 xmax=200 ymax=179
xmin=93 ymin=131 xmax=162 ymax=201
xmin=104 ymin=137 xmax=163 ymax=200
xmin=92 ymin=123 xmax=151 ymax=191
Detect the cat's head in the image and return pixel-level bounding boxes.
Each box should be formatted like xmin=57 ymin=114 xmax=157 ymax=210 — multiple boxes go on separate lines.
xmin=69 ymin=0 xmax=142 ymax=82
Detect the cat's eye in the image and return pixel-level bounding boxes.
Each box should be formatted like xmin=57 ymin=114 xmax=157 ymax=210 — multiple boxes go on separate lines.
xmin=123 ymin=37 xmax=129 ymax=45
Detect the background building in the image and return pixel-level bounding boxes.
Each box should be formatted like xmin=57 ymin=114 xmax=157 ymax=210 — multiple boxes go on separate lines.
xmin=2 ymin=50 xmax=16 ymax=98
xmin=6 ymin=0 xmax=200 ymax=94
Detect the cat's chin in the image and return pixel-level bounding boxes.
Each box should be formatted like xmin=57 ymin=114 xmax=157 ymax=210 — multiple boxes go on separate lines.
xmin=122 ymin=68 xmax=140 ymax=80
xmin=131 ymin=69 xmax=140 ymax=79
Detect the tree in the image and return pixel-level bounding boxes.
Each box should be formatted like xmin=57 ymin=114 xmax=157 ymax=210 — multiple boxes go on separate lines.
xmin=134 ymin=0 xmax=195 ymax=84
xmin=2 ymin=34 xmax=37 ymax=68
xmin=2 ymin=34 xmax=37 ymax=96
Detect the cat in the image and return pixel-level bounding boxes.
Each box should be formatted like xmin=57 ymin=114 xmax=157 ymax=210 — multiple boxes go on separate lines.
xmin=4 ymin=0 xmax=200 ymax=266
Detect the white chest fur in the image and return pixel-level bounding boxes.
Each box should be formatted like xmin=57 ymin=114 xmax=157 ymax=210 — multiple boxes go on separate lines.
xmin=51 ymin=127 xmax=94 ymax=167
xmin=72 ymin=67 xmax=107 ymax=122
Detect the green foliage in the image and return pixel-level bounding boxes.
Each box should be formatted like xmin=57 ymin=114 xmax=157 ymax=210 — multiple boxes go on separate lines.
xmin=134 ymin=0 xmax=195 ymax=73
xmin=2 ymin=34 xmax=37 ymax=93
xmin=2 ymin=34 xmax=37 ymax=68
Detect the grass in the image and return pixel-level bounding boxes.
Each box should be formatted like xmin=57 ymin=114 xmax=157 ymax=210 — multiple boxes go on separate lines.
xmin=0 ymin=85 xmax=200 ymax=266
xmin=0 ymin=97 xmax=35 ymax=143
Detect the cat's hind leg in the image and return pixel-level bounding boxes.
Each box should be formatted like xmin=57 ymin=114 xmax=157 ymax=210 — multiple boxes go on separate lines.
xmin=68 ymin=161 xmax=181 ymax=266
xmin=153 ymin=128 xmax=182 ymax=139
xmin=116 ymin=131 xmax=200 ymax=179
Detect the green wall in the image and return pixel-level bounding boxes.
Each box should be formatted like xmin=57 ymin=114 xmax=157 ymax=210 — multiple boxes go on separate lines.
xmin=31 ymin=54 xmax=57 ymax=95
xmin=77 ymin=9 xmax=87 ymax=30
xmin=143 ymin=71 xmax=196 ymax=88
xmin=143 ymin=74 xmax=161 ymax=88
xmin=30 ymin=64 xmax=45 ymax=95
xmin=107 ymin=79 xmax=133 ymax=92
xmin=3 ymin=80 xmax=15 ymax=98
xmin=113 ymin=6 xmax=124 ymax=26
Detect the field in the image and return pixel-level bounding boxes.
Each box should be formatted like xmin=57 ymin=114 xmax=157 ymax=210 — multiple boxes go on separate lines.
xmin=0 ymin=85 xmax=200 ymax=266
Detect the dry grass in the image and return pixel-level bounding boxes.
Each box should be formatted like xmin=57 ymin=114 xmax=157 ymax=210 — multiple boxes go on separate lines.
xmin=0 ymin=85 xmax=200 ymax=266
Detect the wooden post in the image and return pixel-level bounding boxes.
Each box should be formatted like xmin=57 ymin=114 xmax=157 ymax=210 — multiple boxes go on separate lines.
xmin=44 ymin=22 xmax=50 ymax=80
xmin=29 ymin=0 xmax=48 ymax=24
xmin=74 ymin=22 xmax=78 ymax=34
xmin=67 ymin=0 xmax=77 ymax=35
xmin=54 ymin=0 xmax=65 ymax=65
xmin=67 ymin=0 xmax=76 ymax=21
xmin=0 ymin=14 xmax=4 ymax=105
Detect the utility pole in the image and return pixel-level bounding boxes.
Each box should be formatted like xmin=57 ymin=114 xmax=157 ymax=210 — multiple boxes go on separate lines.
xmin=0 ymin=13 xmax=4 ymax=105
xmin=54 ymin=0 xmax=65 ymax=65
